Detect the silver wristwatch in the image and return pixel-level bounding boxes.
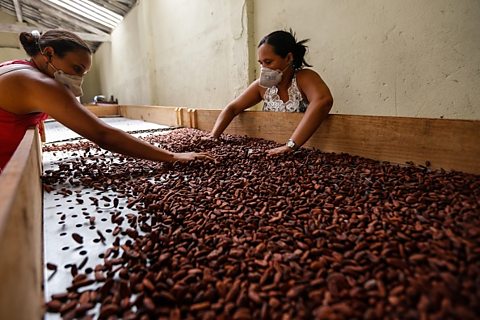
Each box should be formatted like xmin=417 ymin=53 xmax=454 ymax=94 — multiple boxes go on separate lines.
xmin=286 ymin=139 xmax=299 ymax=151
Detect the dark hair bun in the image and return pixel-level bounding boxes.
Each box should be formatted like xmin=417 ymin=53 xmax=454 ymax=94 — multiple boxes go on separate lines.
xmin=19 ymin=29 xmax=91 ymax=58
xmin=19 ymin=31 xmax=41 ymax=57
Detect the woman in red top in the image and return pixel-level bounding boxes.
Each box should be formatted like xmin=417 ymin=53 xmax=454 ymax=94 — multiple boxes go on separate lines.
xmin=0 ymin=30 xmax=212 ymax=171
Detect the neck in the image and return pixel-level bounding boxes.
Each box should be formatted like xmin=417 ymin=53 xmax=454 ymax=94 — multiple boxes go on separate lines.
xmin=30 ymin=55 xmax=50 ymax=76
xmin=30 ymin=56 xmax=40 ymax=69
xmin=278 ymin=67 xmax=295 ymax=88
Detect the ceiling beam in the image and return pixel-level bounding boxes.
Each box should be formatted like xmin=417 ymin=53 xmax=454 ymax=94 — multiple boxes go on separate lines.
xmin=0 ymin=23 xmax=111 ymax=42
xmin=12 ymin=0 xmax=23 ymax=22
xmin=0 ymin=45 xmax=20 ymax=49
xmin=20 ymin=0 xmax=112 ymax=35
xmin=90 ymin=0 xmax=130 ymax=14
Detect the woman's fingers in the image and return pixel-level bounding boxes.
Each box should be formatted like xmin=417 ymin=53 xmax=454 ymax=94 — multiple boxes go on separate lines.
xmin=195 ymin=152 xmax=215 ymax=161
xmin=266 ymin=145 xmax=292 ymax=156
xmin=172 ymin=152 xmax=215 ymax=163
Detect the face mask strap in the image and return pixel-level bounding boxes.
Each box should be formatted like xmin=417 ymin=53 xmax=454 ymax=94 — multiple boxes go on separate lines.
xmin=39 ymin=46 xmax=58 ymax=75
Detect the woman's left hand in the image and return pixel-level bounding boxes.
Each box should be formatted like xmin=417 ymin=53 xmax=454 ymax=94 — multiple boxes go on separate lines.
xmin=266 ymin=145 xmax=293 ymax=156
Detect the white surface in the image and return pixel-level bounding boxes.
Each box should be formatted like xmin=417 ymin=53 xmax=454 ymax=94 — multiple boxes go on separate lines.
xmin=254 ymin=0 xmax=480 ymax=119
xmin=86 ymin=0 xmax=252 ymax=108
xmin=87 ymin=0 xmax=480 ymax=119
xmin=44 ymin=116 xmax=170 ymax=143
xmin=43 ymin=117 xmax=171 ymax=319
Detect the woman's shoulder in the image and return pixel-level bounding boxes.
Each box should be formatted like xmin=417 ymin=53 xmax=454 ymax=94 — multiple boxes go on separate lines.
xmin=0 ymin=63 xmax=62 ymax=101
xmin=295 ymin=68 xmax=321 ymax=79
xmin=1 ymin=63 xmax=50 ymax=82
xmin=0 ymin=59 xmax=32 ymax=67
xmin=295 ymin=68 xmax=324 ymax=86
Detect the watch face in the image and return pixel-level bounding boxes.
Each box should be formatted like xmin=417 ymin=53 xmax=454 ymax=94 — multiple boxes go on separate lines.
xmin=287 ymin=140 xmax=296 ymax=149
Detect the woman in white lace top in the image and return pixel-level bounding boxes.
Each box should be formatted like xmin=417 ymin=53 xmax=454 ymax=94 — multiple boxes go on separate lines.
xmin=208 ymin=29 xmax=333 ymax=156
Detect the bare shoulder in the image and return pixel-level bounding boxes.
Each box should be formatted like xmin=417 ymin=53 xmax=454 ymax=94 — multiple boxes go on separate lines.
xmin=22 ymin=68 xmax=56 ymax=84
xmin=1 ymin=67 xmax=56 ymax=90
xmin=11 ymin=68 xmax=68 ymax=100
xmin=295 ymin=68 xmax=325 ymax=84
xmin=295 ymin=68 xmax=332 ymax=101
xmin=0 ymin=67 xmax=71 ymax=113
xmin=251 ymin=78 xmax=266 ymax=97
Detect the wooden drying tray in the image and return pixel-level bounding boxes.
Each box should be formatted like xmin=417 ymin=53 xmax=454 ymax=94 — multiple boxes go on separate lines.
xmin=0 ymin=128 xmax=43 ymax=320
xmin=118 ymin=105 xmax=480 ymax=175
xmin=0 ymin=105 xmax=478 ymax=319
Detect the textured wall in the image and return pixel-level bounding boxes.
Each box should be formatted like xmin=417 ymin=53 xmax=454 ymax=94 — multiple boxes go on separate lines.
xmin=88 ymin=0 xmax=479 ymax=119
xmin=254 ymin=0 xmax=480 ymax=119
xmin=91 ymin=0 xmax=252 ymax=108
xmin=0 ymin=11 xmax=27 ymax=62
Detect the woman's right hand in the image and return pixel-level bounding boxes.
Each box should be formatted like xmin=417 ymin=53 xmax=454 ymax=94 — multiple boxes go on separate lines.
xmin=200 ymin=134 xmax=219 ymax=141
xmin=172 ymin=151 xmax=215 ymax=163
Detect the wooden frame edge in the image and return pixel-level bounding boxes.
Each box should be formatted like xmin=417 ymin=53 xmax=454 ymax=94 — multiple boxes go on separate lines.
xmin=0 ymin=128 xmax=43 ymax=320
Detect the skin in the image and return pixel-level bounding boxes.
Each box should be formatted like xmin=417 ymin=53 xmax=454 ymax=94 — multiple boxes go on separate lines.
xmin=0 ymin=46 xmax=213 ymax=163
xmin=209 ymin=43 xmax=333 ymax=156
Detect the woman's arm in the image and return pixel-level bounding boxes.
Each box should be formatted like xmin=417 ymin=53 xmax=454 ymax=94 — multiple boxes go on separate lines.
xmin=17 ymin=73 xmax=212 ymax=162
xmin=267 ymin=69 xmax=333 ymax=155
xmin=210 ymin=80 xmax=263 ymax=139
xmin=290 ymin=69 xmax=333 ymax=146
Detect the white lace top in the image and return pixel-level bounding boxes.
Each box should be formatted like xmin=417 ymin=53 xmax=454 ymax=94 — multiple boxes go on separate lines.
xmin=263 ymin=75 xmax=308 ymax=112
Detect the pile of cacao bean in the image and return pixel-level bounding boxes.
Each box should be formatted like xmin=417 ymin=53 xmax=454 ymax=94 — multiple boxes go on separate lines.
xmin=42 ymin=128 xmax=480 ymax=320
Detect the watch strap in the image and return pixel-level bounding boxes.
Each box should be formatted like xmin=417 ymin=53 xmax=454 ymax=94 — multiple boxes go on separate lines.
xmin=286 ymin=139 xmax=299 ymax=150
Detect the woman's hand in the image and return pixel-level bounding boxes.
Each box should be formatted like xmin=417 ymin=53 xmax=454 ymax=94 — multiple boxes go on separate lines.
xmin=200 ymin=134 xmax=219 ymax=142
xmin=266 ymin=145 xmax=293 ymax=156
xmin=172 ymin=151 xmax=215 ymax=162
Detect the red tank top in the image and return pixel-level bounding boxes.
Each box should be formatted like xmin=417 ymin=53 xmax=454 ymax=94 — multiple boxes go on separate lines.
xmin=0 ymin=60 xmax=48 ymax=171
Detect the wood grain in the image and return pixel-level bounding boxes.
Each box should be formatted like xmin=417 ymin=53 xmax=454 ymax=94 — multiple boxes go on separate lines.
xmin=123 ymin=105 xmax=479 ymax=174
xmin=0 ymin=128 xmax=43 ymax=320
xmin=118 ymin=105 xmax=180 ymax=127
xmin=84 ymin=104 xmax=120 ymax=117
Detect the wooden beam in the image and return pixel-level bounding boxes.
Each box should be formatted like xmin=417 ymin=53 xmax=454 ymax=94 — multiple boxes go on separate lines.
xmin=12 ymin=0 xmax=23 ymax=23
xmin=0 ymin=128 xmax=43 ymax=320
xmin=0 ymin=45 xmax=20 ymax=49
xmin=118 ymin=105 xmax=181 ymax=127
xmin=90 ymin=0 xmax=131 ymax=14
xmin=85 ymin=104 xmax=120 ymax=117
xmin=0 ymin=23 xmax=111 ymax=42
xmin=35 ymin=0 xmax=112 ymax=35
xmin=119 ymin=105 xmax=480 ymax=174
xmin=17 ymin=0 xmax=112 ymax=38
xmin=0 ymin=23 xmax=29 ymax=34
xmin=208 ymin=112 xmax=480 ymax=174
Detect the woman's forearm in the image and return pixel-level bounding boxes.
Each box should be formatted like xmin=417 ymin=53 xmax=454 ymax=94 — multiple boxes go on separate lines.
xmin=95 ymin=127 xmax=175 ymax=162
xmin=290 ymin=98 xmax=333 ymax=146
xmin=211 ymin=107 xmax=237 ymax=139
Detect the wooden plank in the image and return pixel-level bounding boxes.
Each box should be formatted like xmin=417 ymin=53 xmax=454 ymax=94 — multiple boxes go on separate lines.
xmin=12 ymin=0 xmax=23 ymax=23
xmin=85 ymin=104 xmax=120 ymax=117
xmin=118 ymin=106 xmax=479 ymax=174
xmin=119 ymin=105 xmax=180 ymax=127
xmin=46 ymin=105 xmax=119 ymax=120
xmin=0 ymin=128 xmax=43 ymax=320
xmin=0 ymin=23 xmax=111 ymax=42
xmin=309 ymin=115 xmax=479 ymax=174
xmin=317 ymin=115 xmax=477 ymax=170
xmin=194 ymin=110 xmax=480 ymax=174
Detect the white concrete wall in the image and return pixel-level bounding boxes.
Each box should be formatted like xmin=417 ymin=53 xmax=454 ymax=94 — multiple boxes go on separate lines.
xmin=0 ymin=11 xmax=28 ymax=62
xmin=88 ymin=0 xmax=479 ymax=119
xmin=253 ymin=0 xmax=480 ymax=119
xmin=91 ymin=0 xmax=251 ymax=108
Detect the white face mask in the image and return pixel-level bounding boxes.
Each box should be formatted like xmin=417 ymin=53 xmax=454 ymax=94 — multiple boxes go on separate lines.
xmin=49 ymin=63 xmax=84 ymax=97
xmin=258 ymin=64 xmax=291 ymax=88
xmin=259 ymin=67 xmax=283 ymax=88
